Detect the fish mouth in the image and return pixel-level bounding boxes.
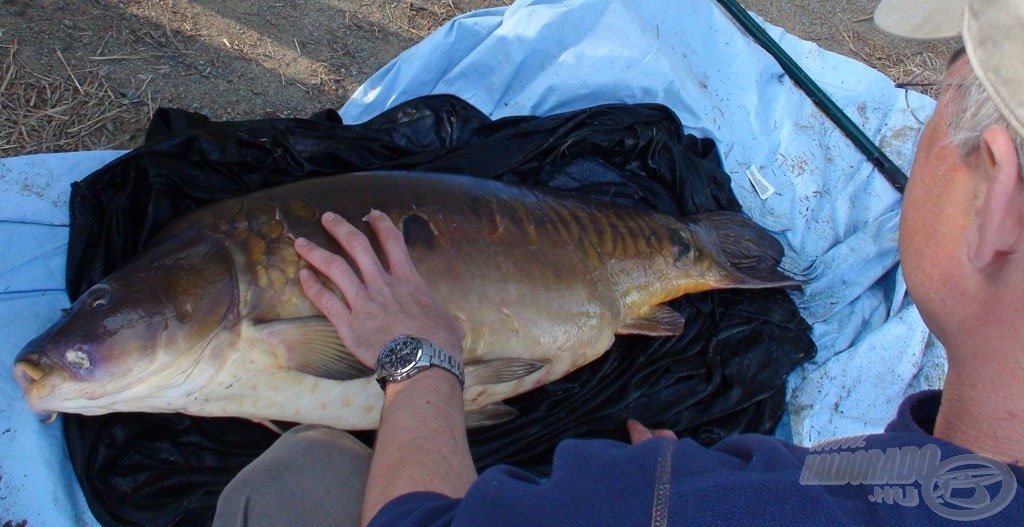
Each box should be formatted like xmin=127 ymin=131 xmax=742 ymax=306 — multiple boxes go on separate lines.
xmin=14 ymin=360 xmax=46 ymax=391
xmin=13 ymin=358 xmax=64 ymax=420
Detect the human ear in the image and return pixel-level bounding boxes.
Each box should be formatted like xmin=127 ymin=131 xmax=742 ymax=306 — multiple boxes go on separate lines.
xmin=966 ymin=126 xmax=1024 ymax=269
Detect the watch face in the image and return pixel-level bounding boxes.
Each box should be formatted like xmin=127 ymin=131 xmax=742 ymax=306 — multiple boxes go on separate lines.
xmin=380 ymin=337 xmax=422 ymax=376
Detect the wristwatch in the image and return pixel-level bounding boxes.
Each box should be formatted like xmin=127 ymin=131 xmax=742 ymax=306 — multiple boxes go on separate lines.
xmin=375 ymin=335 xmax=465 ymax=390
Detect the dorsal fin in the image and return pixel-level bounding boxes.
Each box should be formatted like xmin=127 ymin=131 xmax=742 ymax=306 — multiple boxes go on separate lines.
xmin=255 ymin=317 xmax=373 ymax=380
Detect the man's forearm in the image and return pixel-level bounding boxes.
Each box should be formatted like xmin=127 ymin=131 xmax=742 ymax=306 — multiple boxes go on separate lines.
xmin=362 ymin=368 xmax=477 ymax=526
xmin=292 ymin=211 xmax=475 ymax=525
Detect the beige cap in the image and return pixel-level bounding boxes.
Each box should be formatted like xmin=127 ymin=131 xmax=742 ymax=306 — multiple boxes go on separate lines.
xmin=874 ymin=0 xmax=1024 ymax=139
xmin=874 ymin=0 xmax=967 ymax=39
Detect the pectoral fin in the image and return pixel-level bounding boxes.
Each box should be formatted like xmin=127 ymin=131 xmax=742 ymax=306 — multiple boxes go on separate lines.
xmin=256 ymin=317 xmax=373 ymax=380
xmin=465 ymin=358 xmax=547 ymax=386
xmin=466 ymin=402 xmax=518 ymax=428
xmin=618 ymin=305 xmax=686 ymax=336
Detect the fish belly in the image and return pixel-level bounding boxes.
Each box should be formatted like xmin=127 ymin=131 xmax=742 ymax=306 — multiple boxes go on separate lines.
xmin=186 ymin=322 xmax=385 ymax=429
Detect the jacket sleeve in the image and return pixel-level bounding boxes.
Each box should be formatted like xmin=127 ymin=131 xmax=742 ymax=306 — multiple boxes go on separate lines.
xmin=367 ymin=438 xmax=670 ymax=527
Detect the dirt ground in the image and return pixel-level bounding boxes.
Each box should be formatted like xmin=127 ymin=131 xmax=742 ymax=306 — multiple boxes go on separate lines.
xmin=0 ymin=0 xmax=956 ymax=157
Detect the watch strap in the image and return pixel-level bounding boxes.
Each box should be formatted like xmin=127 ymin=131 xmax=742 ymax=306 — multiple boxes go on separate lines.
xmin=422 ymin=340 xmax=465 ymax=388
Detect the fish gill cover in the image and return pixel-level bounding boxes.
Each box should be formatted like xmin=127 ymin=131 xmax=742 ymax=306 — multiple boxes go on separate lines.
xmin=62 ymin=95 xmax=815 ymax=527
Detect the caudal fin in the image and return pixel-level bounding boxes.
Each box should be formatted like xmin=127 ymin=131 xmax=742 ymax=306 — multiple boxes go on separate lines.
xmin=685 ymin=211 xmax=800 ymax=290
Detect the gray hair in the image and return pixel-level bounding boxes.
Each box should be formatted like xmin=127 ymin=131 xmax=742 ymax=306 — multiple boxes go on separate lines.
xmin=943 ymin=50 xmax=1024 ymax=168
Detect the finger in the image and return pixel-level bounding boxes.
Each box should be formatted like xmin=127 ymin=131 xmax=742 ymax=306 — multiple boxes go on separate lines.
xmin=626 ymin=419 xmax=652 ymax=445
xmin=295 ymin=237 xmax=364 ymax=298
xmin=651 ymin=429 xmax=678 ymax=440
xmin=321 ymin=212 xmax=388 ymax=286
xmin=365 ymin=210 xmax=418 ymax=278
xmin=298 ymin=267 xmax=351 ymax=324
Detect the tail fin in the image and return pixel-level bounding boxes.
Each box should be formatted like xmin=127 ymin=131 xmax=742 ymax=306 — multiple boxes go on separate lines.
xmin=684 ymin=211 xmax=801 ymax=290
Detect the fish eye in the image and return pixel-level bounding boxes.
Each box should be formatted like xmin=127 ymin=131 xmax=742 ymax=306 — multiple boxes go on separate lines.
xmin=85 ymin=284 xmax=112 ymax=311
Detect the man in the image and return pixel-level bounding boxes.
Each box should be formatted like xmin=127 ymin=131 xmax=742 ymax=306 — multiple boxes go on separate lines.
xmin=213 ymin=0 xmax=1024 ymax=525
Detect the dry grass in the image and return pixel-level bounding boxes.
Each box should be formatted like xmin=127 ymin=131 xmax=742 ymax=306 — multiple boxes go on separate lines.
xmin=0 ymin=1 xmax=946 ymax=158
xmin=390 ymin=0 xmax=513 ymax=37
xmin=0 ymin=39 xmax=154 ymax=157
xmin=403 ymin=0 xmax=461 ymax=36
xmin=834 ymin=15 xmax=958 ymax=99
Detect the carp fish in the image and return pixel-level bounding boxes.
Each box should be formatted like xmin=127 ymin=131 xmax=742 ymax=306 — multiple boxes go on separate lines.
xmin=14 ymin=171 xmax=797 ymax=429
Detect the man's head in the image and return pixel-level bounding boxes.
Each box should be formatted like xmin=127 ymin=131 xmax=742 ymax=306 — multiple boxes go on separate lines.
xmin=875 ymin=0 xmax=1024 ymax=348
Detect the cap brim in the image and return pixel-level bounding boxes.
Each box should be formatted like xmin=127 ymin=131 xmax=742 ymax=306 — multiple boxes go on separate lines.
xmin=874 ymin=0 xmax=966 ymax=40
xmin=964 ymin=0 xmax=1024 ymax=140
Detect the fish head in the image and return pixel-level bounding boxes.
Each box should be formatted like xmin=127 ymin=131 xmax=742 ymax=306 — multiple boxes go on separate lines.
xmin=13 ymin=232 xmax=239 ymax=417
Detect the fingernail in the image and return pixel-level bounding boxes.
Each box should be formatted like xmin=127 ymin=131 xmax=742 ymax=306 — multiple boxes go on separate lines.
xmin=362 ymin=209 xmax=382 ymax=222
xmin=323 ymin=211 xmax=337 ymax=222
xmin=295 ymin=237 xmax=309 ymax=247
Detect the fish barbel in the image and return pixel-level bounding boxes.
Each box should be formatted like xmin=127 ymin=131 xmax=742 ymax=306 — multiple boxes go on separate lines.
xmin=13 ymin=171 xmax=797 ymax=429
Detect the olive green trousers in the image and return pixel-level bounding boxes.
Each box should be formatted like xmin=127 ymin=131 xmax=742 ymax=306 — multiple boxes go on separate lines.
xmin=213 ymin=424 xmax=372 ymax=527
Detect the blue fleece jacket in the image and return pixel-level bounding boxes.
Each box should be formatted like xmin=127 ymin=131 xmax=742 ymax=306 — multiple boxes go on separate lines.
xmin=370 ymin=391 xmax=1023 ymax=526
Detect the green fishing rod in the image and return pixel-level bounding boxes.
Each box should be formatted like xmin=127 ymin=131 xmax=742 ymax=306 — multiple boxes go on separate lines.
xmin=716 ymin=0 xmax=909 ymax=193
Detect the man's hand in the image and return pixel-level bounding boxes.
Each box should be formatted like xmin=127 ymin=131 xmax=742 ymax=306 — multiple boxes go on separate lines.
xmin=294 ymin=210 xmax=466 ymax=367
xmin=627 ymin=419 xmax=678 ymax=444
xmin=295 ymin=209 xmax=476 ymax=526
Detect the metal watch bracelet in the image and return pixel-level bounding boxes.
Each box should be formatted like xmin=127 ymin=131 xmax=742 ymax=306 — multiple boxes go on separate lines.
xmin=425 ymin=342 xmax=465 ymax=388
